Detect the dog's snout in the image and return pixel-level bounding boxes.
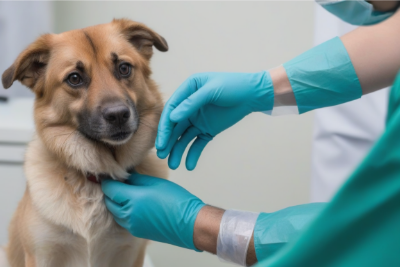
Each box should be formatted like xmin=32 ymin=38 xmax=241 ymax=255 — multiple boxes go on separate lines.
xmin=102 ymin=105 xmax=130 ymax=126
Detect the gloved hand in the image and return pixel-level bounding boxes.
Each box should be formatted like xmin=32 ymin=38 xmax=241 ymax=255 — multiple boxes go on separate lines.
xmin=156 ymin=71 xmax=274 ymax=170
xmin=101 ymin=173 xmax=206 ymax=250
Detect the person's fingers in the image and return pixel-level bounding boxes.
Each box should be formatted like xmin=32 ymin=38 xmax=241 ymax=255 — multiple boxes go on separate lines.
xmin=157 ymin=120 xmax=191 ymax=159
xmin=113 ymin=216 xmax=128 ymax=231
xmin=126 ymin=173 xmax=163 ymax=186
xmin=185 ymin=135 xmax=212 ymax=171
xmin=105 ymin=197 xmax=128 ymax=229
xmin=155 ymin=104 xmax=176 ymax=151
xmin=101 ymin=180 xmax=131 ymax=205
xmin=104 ymin=196 xmax=123 ymax=217
xmin=156 ymin=77 xmax=202 ymax=150
xmin=168 ymin=126 xmax=201 ymax=170
xmin=170 ymin=84 xmax=213 ymax=123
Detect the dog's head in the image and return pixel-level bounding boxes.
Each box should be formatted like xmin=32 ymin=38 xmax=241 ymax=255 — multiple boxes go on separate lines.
xmin=2 ymin=19 xmax=168 ymax=177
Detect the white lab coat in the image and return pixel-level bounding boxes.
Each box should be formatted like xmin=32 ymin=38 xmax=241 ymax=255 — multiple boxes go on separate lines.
xmin=311 ymin=3 xmax=389 ymax=202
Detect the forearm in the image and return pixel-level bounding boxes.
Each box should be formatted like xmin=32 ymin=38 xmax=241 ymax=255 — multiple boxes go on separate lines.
xmin=193 ymin=206 xmax=258 ymax=266
xmin=270 ymin=9 xmax=400 ymax=113
xmin=193 ymin=205 xmax=224 ymax=254
xmin=193 ymin=203 xmax=325 ymax=266
xmin=342 ymin=8 xmax=400 ymax=94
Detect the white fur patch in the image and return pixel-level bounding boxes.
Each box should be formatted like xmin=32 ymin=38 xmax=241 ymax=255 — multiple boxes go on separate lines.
xmin=24 ymin=137 xmax=146 ymax=266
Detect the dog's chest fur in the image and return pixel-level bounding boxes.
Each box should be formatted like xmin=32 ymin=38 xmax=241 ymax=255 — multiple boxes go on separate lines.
xmin=24 ymin=138 xmax=143 ymax=267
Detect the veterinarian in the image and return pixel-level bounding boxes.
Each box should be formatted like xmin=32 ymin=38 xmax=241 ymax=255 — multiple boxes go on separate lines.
xmin=102 ymin=1 xmax=400 ymax=266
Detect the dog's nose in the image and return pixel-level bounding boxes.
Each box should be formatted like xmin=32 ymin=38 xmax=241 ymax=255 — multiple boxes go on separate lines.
xmin=102 ymin=105 xmax=130 ymax=125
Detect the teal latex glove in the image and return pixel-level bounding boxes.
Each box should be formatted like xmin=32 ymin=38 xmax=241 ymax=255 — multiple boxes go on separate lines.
xmin=156 ymin=71 xmax=274 ymax=170
xmin=283 ymin=37 xmax=362 ymax=114
xmin=254 ymin=203 xmax=325 ymax=261
xmin=101 ymin=173 xmax=205 ymax=251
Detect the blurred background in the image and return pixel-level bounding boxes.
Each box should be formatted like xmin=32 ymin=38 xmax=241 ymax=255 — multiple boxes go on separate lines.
xmin=0 ymin=2 xmax=315 ymax=267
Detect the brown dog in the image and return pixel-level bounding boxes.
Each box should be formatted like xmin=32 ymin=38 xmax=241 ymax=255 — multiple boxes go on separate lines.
xmin=1 ymin=19 xmax=168 ymax=267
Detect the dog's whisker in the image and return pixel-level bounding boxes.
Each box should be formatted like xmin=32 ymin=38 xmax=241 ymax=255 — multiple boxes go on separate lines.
xmin=139 ymin=104 xmax=164 ymax=112
xmin=52 ymin=132 xmax=73 ymax=137
xmin=139 ymin=122 xmax=156 ymax=130
xmin=138 ymin=117 xmax=157 ymax=128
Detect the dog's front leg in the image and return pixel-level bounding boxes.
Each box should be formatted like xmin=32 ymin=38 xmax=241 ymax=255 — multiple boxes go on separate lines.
xmin=24 ymin=253 xmax=36 ymax=267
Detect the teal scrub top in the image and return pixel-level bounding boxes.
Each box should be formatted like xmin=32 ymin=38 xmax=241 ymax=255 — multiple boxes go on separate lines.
xmin=253 ymin=71 xmax=400 ymax=266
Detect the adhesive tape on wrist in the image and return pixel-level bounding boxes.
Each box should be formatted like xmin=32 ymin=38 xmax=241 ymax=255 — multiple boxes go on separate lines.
xmin=217 ymin=210 xmax=260 ymax=266
xmin=263 ymin=68 xmax=299 ymax=116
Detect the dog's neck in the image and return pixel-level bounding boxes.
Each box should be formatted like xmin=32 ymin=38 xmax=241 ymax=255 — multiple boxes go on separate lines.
xmin=86 ymin=169 xmax=133 ymax=184
xmin=86 ymin=173 xmax=101 ymax=184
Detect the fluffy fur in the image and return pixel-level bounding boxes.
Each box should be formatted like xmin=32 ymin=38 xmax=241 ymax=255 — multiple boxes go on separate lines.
xmin=1 ymin=19 xmax=168 ymax=267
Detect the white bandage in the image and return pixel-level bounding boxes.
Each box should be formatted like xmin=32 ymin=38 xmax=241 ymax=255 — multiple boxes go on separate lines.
xmin=262 ymin=67 xmax=299 ymax=116
xmin=217 ymin=210 xmax=260 ymax=266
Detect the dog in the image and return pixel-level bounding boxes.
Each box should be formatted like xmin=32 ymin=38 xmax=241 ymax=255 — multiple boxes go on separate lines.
xmin=1 ymin=19 xmax=169 ymax=267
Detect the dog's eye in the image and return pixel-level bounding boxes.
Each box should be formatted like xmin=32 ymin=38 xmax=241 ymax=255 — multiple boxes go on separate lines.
xmin=119 ymin=63 xmax=131 ymax=77
xmin=67 ymin=73 xmax=83 ymax=87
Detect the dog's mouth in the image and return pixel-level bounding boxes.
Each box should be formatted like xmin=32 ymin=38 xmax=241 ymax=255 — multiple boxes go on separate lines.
xmin=78 ymin=128 xmax=135 ymax=146
xmin=101 ymin=130 xmax=134 ymax=145
xmin=110 ymin=131 xmax=132 ymax=141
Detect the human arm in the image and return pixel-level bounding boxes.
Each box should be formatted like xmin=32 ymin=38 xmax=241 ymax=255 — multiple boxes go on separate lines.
xmin=156 ymin=8 xmax=400 ymax=170
xmin=193 ymin=205 xmax=259 ymax=266
xmin=341 ymin=9 xmax=400 ymax=93
xmin=272 ymin=7 xmax=400 ymax=101
xmin=194 ymin=204 xmax=325 ymax=266
xmin=101 ymin=173 xmax=325 ymax=266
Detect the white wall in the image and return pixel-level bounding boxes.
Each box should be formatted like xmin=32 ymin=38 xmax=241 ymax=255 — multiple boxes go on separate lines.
xmin=0 ymin=0 xmax=52 ymax=248
xmin=52 ymin=2 xmax=315 ymax=267
xmin=0 ymin=1 xmax=52 ymax=98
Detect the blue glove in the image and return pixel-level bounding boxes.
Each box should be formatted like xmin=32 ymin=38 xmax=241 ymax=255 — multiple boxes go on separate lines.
xmin=156 ymin=71 xmax=274 ymax=170
xmin=254 ymin=203 xmax=325 ymax=261
xmin=283 ymin=37 xmax=362 ymax=114
xmin=101 ymin=173 xmax=205 ymax=251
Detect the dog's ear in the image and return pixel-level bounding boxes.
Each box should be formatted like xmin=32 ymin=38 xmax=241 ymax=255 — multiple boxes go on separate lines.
xmin=2 ymin=34 xmax=51 ymax=92
xmin=115 ymin=19 xmax=168 ymax=60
